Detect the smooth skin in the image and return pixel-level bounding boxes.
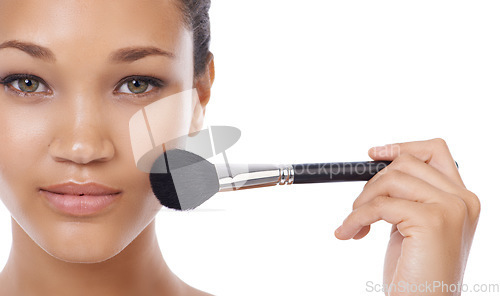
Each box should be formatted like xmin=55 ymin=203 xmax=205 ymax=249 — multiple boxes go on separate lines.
xmin=336 ymin=139 xmax=480 ymax=296
xmin=0 ymin=0 xmax=214 ymax=295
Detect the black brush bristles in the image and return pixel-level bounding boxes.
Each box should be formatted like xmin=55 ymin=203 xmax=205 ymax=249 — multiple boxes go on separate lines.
xmin=149 ymin=167 xmax=181 ymax=210
xmin=149 ymin=149 xmax=220 ymax=211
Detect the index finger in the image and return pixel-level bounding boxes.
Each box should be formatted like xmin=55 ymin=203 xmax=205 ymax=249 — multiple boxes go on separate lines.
xmin=368 ymin=138 xmax=464 ymax=187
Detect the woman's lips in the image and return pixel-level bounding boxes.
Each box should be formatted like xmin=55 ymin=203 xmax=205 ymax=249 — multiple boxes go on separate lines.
xmin=39 ymin=182 xmax=122 ymax=217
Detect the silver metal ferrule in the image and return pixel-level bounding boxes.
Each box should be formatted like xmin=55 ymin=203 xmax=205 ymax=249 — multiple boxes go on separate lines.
xmin=215 ymin=164 xmax=294 ymax=192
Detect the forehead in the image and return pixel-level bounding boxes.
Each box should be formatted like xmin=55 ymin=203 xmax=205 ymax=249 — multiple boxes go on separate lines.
xmin=0 ymin=0 xmax=189 ymax=60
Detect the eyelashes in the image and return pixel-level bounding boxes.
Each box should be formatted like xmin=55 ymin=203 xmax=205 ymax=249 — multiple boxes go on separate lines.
xmin=0 ymin=74 xmax=51 ymax=94
xmin=0 ymin=74 xmax=166 ymax=97
xmin=113 ymin=75 xmax=165 ymax=96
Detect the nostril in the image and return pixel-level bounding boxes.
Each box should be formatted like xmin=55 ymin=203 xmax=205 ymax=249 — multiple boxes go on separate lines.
xmin=48 ymin=137 xmax=115 ymax=164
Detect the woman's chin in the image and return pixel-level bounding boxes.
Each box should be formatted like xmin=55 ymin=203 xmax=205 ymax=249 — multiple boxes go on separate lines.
xmin=44 ymin=238 xmax=128 ymax=264
xmin=36 ymin=225 xmax=133 ymax=264
xmin=47 ymin=252 xmax=110 ymax=264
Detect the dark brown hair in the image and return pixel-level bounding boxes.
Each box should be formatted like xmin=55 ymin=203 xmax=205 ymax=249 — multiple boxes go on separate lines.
xmin=176 ymin=0 xmax=211 ymax=78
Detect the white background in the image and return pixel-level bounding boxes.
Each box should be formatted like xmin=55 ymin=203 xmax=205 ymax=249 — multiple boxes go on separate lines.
xmin=1 ymin=1 xmax=499 ymax=295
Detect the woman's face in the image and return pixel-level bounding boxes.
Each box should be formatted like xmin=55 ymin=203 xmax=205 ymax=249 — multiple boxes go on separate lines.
xmin=0 ymin=0 xmax=196 ymax=263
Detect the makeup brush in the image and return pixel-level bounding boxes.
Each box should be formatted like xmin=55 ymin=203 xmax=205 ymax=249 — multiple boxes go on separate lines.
xmin=149 ymin=149 xmax=391 ymax=211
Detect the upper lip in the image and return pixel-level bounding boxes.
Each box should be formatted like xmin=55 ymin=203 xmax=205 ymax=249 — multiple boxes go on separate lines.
xmin=40 ymin=182 xmax=122 ymax=196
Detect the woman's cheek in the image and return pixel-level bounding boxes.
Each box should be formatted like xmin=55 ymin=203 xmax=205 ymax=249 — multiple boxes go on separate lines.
xmin=0 ymin=105 xmax=48 ymax=209
xmin=0 ymin=103 xmax=53 ymax=160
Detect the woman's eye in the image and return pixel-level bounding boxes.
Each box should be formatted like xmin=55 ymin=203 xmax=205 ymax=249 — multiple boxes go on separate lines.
xmin=1 ymin=75 xmax=49 ymax=94
xmin=1 ymin=75 xmax=163 ymax=96
xmin=116 ymin=77 xmax=160 ymax=95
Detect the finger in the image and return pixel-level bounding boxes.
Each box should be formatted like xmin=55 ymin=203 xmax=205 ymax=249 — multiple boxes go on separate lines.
xmin=364 ymin=153 xmax=480 ymax=215
xmin=366 ymin=153 xmax=466 ymax=197
xmin=368 ymin=138 xmax=464 ymax=187
xmin=390 ymin=224 xmax=398 ymax=236
xmin=336 ymin=196 xmax=428 ymax=240
xmin=353 ymin=169 xmax=459 ymax=210
xmin=353 ymin=225 xmax=371 ymax=240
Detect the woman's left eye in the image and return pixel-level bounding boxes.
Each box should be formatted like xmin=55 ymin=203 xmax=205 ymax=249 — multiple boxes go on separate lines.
xmin=115 ymin=77 xmax=163 ymax=95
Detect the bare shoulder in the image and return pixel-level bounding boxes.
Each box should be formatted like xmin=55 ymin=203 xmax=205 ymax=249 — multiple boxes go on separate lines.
xmin=184 ymin=286 xmax=214 ymax=296
xmin=178 ymin=281 xmax=214 ymax=296
xmin=190 ymin=290 xmax=214 ymax=296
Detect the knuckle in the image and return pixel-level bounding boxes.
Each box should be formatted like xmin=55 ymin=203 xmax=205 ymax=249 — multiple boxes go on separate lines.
xmin=391 ymin=153 xmax=414 ymax=170
xmin=426 ymin=197 xmax=469 ymax=230
xmin=431 ymin=138 xmax=449 ymax=150
xmin=371 ymin=195 xmax=388 ymax=210
xmin=466 ymin=191 xmax=481 ymax=218
xmin=363 ymin=176 xmax=376 ymax=189
xmin=398 ymin=153 xmax=414 ymax=162
xmin=352 ymin=197 xmax=362 ymax=210
xmin=379 ymin=169 xmax=403 ymax=185
xmin=447 ymin=196 xmax=468 ymax=220
xmin=443 ymin=195 xmax=469 ymax=226
xmin=363 ymin=181 xmax=370 ymax=189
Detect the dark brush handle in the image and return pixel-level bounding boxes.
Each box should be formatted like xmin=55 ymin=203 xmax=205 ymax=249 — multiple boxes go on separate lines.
xmin=292 ymin=161 xmax=391 ymax=184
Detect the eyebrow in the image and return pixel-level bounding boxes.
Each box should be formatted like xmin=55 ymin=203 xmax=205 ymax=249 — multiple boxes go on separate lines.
xmin=0 ymin=40 xmax=175 ymax=63
xmin=109 ymin=46 xmax=175 ymax=63
xmin=0 ymin=40 xmax=56 ymax=62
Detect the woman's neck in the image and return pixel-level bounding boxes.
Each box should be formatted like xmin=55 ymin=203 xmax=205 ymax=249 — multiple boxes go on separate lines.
xmin=0 ymin=217 xmax=184 ymax=296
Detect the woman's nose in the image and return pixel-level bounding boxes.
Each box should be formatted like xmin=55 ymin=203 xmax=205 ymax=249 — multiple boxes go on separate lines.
xmin=48 ymin=100 xmax=115 ymax=165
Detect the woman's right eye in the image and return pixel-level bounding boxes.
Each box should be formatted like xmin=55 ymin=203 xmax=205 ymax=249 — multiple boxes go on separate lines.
xmin=0 ymin=74 xmax=50 ymax=94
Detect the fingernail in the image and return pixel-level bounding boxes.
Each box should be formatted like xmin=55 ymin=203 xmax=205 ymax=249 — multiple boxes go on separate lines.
xmin=335 ymin=226 xmax=343 ymax=235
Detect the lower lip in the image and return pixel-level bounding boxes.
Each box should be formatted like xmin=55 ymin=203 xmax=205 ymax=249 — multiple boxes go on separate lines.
xmin=40 ymin=190 xmax=121 ymax=217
